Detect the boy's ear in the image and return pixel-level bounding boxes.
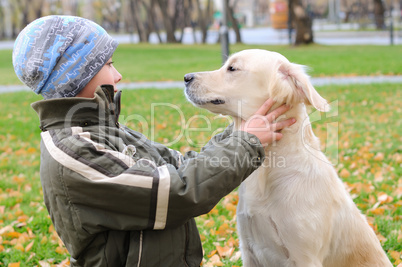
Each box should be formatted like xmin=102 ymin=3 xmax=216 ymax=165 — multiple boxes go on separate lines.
xmin=278 ymin=62 xmax=330 ymax=112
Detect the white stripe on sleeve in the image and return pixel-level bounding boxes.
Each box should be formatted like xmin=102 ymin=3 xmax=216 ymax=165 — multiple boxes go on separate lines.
xmin=71 ymin=126 xmax=136 ymax=168
xmin=42 ymin=131 xmax=153 ymax=189
xmin=153 ymin=165 xmax=171 ymax=229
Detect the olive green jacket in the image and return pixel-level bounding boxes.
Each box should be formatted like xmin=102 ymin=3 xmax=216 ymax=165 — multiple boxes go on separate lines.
xmin=32 ymin=85 xmax=264 ymax=266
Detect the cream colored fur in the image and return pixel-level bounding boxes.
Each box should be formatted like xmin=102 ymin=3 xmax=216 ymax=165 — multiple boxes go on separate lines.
xmin=184 ymin=49 xmax=392 ymax=267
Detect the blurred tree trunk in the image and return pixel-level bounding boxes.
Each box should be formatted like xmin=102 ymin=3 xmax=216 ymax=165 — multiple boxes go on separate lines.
xmin=100 ymin=0 xmax=122 ymax=32
xmin=175 ymin=0 xmax=186 ymax=43
xmin=203 ymin=0 xmax=212 ymax=43
xmin=9 ymin=0 xmax=29 ymax=37
xmin=129 ymin=0 xmax=148 ymax=42
xmin=156 ymin=0 xmax=178 ymax=43
xmin=289 ymin=0 xmax=313 ymax=45
xmin=61 ymin=0 xmax=78 ymax=15
xmin=16 ymin=0 xmax=29 ymax=27
xmin=32 ymin=0 xmax=45 ymax=21
xmin=227 ymin=0 xmax=241 ymax=43
xmin=342 ymin=0 xmax=351 ymax=22
xmin=187 ymin=0 xmax=197 ymax=43
xmin=142 ymin=0 xmax=163 ymax=43
xmin=192 ymin=0 xmax=212 ymax=43
xmin=373 ymin=0 xmax=385 ymax=29
xmin=0 ymin=4 xmax=4 ymax=39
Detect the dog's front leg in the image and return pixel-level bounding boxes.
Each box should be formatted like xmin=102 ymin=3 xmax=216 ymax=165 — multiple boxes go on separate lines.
xmin=237 ymin=185 xmax=261 ymax=267
xmin=239 ymin=242 xmax=261 ymax=267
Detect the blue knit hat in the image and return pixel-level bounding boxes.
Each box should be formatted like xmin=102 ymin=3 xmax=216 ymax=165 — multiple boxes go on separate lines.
xmin=13 ymin=15 xmax=118 ymax=99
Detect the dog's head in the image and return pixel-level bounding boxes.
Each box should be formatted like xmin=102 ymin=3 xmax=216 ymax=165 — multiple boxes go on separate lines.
xmin=184 ymin=49 xmax=329 ymax=119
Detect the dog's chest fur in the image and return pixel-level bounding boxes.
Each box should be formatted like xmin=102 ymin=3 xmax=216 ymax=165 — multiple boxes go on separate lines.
xmin=236 ymin=106 xmax=345 ymax=265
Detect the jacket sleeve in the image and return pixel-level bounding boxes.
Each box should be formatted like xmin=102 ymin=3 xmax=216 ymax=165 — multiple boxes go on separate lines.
xmin=151 ymin=123 xmax=235 ymax=168
xmin=40 ymin=126 xmax=264 ymax=235
xmin=164 ymin=130 xmax=265 ymax=228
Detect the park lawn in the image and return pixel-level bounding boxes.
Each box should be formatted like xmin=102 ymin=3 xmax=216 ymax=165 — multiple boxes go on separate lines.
xmin=0 ymin=43 xmax=401 ymax=85
xmin=0 ymin=82 xmax=401 ymax=266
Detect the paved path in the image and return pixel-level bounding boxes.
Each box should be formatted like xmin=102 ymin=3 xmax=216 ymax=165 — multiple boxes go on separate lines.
xmin=1 ymin=75 xmax=402 ymax=94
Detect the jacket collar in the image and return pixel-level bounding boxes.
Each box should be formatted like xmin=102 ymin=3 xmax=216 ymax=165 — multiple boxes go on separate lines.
xmin=31 ymin=85 xmax=121 ymax=131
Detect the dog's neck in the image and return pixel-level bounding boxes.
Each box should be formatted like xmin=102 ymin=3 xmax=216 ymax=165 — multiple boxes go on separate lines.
xmin=233 ymin=102 xmax=321 ymax=153
xmin=278 ymin=103 xmax=321 ymax=152
xmin=233 ymin=103 xmax=327 ymax=198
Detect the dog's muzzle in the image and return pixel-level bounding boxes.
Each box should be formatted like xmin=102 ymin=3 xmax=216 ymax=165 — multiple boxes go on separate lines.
xmin=184 ymin=73 xmax=226 ymax=106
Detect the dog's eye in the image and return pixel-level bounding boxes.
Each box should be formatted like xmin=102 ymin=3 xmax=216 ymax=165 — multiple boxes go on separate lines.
xmin=227 ymin=66 xmax=237 ymax=72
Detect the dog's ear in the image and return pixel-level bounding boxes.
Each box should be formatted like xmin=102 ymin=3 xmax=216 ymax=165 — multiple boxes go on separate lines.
xmin=276 ymin=62 xmax=329 ymax=112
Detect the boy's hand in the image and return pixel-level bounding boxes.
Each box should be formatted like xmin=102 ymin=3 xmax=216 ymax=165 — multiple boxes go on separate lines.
xmin=241 ymin=99 xmax=296 ymax=146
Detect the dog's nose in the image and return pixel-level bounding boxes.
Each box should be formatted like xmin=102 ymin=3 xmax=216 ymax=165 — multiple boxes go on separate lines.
xmin=184 ymin=73 xmax=195 ymax=85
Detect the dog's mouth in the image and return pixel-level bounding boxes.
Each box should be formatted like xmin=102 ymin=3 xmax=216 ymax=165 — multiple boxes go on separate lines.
xmin=185 ymin=86 xmax=226 ymax=106
xmin=187 ymin=97 xmax=226 ymax=106
xmin=210 ymin=99 xmax=225 ymax=105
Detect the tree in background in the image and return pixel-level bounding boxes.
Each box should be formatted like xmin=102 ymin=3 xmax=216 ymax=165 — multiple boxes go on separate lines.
xmin=127 ymin=0 xmax=148 ymax=42
xmin=227 ymin=0 xmax=242 ymax=43
xmin=193 ymin=0 xmax=213 ymax=43
xmin=289 ymin=0 xmax=314 ymax=45
xmin=373 ymin=0 xmax=385 ymax=29
xmin=0 ymin=0 xmax=218 ymax=43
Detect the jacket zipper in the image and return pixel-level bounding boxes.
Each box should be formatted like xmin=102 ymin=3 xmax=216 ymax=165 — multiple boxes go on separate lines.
xmin=137 ymin=231 xmax=143 ymax=267
xmin=183 ymin=222 xmax=190 ymax=267
xmin=113 ymin=90 xmax=122 ymax=128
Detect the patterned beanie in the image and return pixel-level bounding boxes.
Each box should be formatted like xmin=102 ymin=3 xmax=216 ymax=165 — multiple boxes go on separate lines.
xmin=12 ymin=15 xmax=118 ymax=99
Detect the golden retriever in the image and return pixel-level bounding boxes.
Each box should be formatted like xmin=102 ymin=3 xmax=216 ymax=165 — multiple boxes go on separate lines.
xmin=184 ymin=49 xmax=392 ymax=267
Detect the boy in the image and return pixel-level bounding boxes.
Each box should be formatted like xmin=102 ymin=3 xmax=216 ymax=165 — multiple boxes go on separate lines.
xmin=13 ymin=15 xmax=295 ymax=266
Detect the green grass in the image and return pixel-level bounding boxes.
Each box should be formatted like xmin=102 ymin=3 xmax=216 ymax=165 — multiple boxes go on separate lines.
xmin=0 ymin=83 xmax=401 ymax=265
xmin=1 ymin=44 xmax=401 ymax=85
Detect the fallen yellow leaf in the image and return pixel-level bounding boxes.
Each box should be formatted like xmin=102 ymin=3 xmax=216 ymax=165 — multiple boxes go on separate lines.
xmin=377 ymin=192 xmax=393 ymax=204
xmin=373 ymin=152 xmax=385 ymax=161
xmin=5 ymin=231 xmax=21 ymax=239
xmin=339 ymin=169 xmax=350 ymax=178
xmin=0 ymin=225 xmax=14 ymax=235
xmin=27 ymin=147 xmax=37 ymax=154
xmin=376 ymin=233 xmax=387 ymax=243
xmin=208 ymin=207 xmax=219 ymax=216
xmin=55 ymin=245 xmax=68 ymax=254
xmin=216 ymin=223 xmax=231 ymax=236
xmin=25 ymin=240 xmax=34 ymax=252
xmin=208 ymin=254 xmax=224 ymax=266
xmin=370 ymin=207 xmax=385 ymax=215
xmin=17 ymin=215 xmax=29 ymax=223
xmin=226 ymin=237 xmax=238 ymax=248
xmin=57 ymin=258 xmax=71 ymax=267
xmin=40 ymin=236 xmax=48 ymax=244
xmin=199 ymin=234 xmax=206 ymax=242
xmin=14 ymin=243 xmax=24 ymax=252
xmin=204 ymin=219 xmax=215 ymax=228
xmin=207 ymin=249 xmax=217 ymax=258
xmin=38 ymin=260 xmax=51 ymax=267
xmin=225 ymin=203 xmax=237 ymax=214
xmin=216 ymin=245 xmax=235 ymax=258
xmin=389 ymin=250 xmax=402 ymax=261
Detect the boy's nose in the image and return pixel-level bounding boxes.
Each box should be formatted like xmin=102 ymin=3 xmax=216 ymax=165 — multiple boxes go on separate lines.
xmin=115 ymin=71 xmax=122 ymax=84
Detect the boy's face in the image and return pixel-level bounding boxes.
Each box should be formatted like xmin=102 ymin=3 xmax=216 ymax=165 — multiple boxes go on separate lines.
xmin=76 ymin=58 xmax=122 ymax=98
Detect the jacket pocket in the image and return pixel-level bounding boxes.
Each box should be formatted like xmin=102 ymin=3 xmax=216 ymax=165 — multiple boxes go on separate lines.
xmin=104 ymin=231 xmax=130 ymax=266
